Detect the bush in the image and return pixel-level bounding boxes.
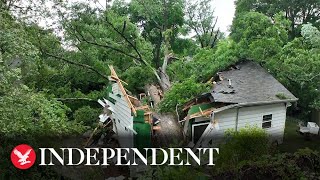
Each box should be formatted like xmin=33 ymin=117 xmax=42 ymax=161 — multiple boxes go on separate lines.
xmin=216 ymin=126 xmax=270 ymax=170
xmin=213 ymin=148 xmax=320 ymax=179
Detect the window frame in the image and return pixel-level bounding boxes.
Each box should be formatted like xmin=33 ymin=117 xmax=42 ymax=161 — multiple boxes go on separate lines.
xmin=262 ymin=114 xmax=272 ymax=129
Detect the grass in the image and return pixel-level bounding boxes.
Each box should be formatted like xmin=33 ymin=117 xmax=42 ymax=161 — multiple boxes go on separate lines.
xmin=279 ymin=116 xmax=320 ymax=153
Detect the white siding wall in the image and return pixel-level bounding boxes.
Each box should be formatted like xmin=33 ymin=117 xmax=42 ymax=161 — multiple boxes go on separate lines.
xmin=237 ymin=103 xmax=286 ymax=143
xmin=194 ymin=109 xmax=237 ymax=145
xmin=212 ymin=108 xmax=237 ymax=144
xmin=107 ymin=83 xmax=134 ymax=148
xmin=193 ymin=103 xmax=287 ymax=146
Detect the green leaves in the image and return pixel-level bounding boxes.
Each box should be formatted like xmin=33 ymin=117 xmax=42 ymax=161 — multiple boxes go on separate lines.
xmin=270 ymin=36 xmax=320 ymax=111
xmin=234 ymin=0 xmax=320 ymax=39
xmin=159 ymin=77 xmax=210 ymax=113
xmin=185 ymin=0 xmax=222 ymax=48
xmin=301 ymin=23 xmax=320 ymax=49
xmin=73 ymin=106 xmax=101 ymax=127
xmin=231 ymin=12 xmax=287 ymax=61
xmin=217 ymin=126 xmax=270 ymax=170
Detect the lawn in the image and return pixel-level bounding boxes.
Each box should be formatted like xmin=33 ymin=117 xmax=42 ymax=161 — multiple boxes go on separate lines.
xmin=279 ymin=116 xmax=320 ymax=153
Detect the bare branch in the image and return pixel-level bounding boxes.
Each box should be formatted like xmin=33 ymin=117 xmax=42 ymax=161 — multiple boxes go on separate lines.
xmin=211 ymin=28 xmax=220 ymax=48
xmin=121 ymin=20 xmax=126 ymax=34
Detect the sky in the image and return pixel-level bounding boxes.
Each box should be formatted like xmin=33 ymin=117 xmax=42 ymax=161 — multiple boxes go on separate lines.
xmin=212 ymin=0 xmax=236 ymax=34
xmin=95 ymin=0 xmax=236 ymax=34
xmin=35 ymin=0 xmax=235 ymax=36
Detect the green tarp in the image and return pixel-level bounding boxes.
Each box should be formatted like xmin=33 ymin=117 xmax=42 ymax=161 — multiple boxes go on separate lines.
xmin=133 ymin=110 xmax=152 ymax=149
xmin=187 ymin=103 xmax=215 ymax=115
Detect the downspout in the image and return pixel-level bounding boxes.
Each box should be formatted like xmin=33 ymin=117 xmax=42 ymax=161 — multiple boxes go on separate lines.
xmin=235 ymin=108 xmax=240 ymax=132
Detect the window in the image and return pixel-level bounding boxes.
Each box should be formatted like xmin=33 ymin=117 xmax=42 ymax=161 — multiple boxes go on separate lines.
xmin=262 ymin=114 xmax=272 ymax=129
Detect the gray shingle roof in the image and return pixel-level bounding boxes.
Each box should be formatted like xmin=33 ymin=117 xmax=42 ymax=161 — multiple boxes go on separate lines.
xmin=211 ymin=60 xmax=298 ymax=104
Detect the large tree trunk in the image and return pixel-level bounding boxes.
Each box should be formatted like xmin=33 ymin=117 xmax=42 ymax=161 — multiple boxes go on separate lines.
xmin=145 ymin=51 xmax=173 ymax=107
xmin=158 ymin=52 xmax=172 ymax=91
xmin=145 ymin=84 xmax=162 ymax=107
xmin=150 ymin=46 xmax=173 ymax=93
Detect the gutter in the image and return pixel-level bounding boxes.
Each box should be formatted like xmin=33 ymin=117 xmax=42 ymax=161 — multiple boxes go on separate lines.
xmin=213 ymin=98 xmax=299 ymax=114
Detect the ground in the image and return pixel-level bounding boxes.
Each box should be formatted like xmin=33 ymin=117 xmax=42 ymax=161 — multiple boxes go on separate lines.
xmin=279 ymin=116 xmax=320 ymax=153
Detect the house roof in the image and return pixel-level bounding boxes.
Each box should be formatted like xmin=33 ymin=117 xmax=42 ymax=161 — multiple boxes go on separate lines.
xmin=211 ymin=60 xmax=298 ymax=104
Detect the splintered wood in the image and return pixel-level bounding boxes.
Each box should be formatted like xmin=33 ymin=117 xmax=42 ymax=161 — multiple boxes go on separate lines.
xmin=108 ymin=66 xmax=153 ymax=126
xmin=109 ymin=65 xmax=137 ymax=116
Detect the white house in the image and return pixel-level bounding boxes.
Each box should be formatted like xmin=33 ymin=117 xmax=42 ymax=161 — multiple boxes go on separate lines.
xmin=182 ymin=60 xmax=298 ymax=148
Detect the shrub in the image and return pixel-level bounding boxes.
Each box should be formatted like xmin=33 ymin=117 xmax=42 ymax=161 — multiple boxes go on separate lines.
xmin=216 ymin=126 xmax=270 ymax=170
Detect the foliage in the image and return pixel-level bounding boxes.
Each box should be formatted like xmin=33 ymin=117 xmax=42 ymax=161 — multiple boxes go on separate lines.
xmin=213 ymin=148 xmax=320 ymax=179
xmin=185 ymin=0 xmax=223 ymax=48
xmin=267 ymin=25 xmax=320 ymax=111
xmin=168 ymin=39 xmax=238 ymax=83
xmin=234 ymin=0 xmax=320 ymax=39
xmin=301 ymin=23 xmax=320 ymax=49
xmin=231 ymin=12 xmax=288 ymax=61
xmin=159 ymin=77 xmax=211 ymax=112
xmin=1 ymin=0 xmax=320 ymax=178
xmin=0 ymin=59 xmax=84 ymax=180
xmin=230 ymin=11 xmax=320 ymax=113
xmin=122 ymin=66 xmax=156 ymax=94
xmin=0 ymin=63 xmax=84 ymax=137
xmin=73 ymin=106 xmax=101 ymax=127
xmin=129 ymin=0 xmax=185 ymax=67
xmin=0 ymin=8 xmax=86 ymax=178
xmin=216 ymin=126 xmax=270 ymax=170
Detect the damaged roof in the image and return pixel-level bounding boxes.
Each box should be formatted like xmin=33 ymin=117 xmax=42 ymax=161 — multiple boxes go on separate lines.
xmin=211 ymin=60 xmax=298 ymax=104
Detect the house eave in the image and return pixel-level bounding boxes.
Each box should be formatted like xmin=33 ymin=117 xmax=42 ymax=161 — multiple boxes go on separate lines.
xmin=213 ymin=98 xmax=299 ymax=114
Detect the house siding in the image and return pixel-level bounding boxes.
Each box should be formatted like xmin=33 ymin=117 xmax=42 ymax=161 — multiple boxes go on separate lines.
xmin=193 ymin=109 xmax=237 ymax=145
xmin=237 ymin=103 xmax=286 ymax=144
xmin=107 ymin=83 xmax=134 ymax=148
xmin=210 ymin=108 xmax=237 ymax=144
xmin=193 ymin=103 xmax=287 ymax=146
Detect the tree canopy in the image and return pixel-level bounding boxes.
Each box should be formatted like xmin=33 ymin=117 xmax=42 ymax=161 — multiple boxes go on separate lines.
xmin=1 ymin=0 xmax=320 ymax=178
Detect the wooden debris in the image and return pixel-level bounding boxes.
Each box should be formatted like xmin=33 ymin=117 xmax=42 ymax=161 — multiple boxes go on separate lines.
xmin=109 ymin=65 xmax=137 ymax=116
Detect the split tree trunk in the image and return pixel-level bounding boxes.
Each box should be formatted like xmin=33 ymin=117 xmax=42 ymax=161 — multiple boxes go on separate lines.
xmin=145 ymin=84 xmax=162 ymax=107
xmin=158 ymin=52 xmax=172 ymax=91
xmin=147 ymin=45 xmax=173 ymax=107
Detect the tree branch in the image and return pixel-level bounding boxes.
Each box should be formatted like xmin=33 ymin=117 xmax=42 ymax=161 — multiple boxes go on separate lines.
xmin=69 ymin=25 xmax=141 ymax=65
xmin=104 ymin=16 xmax=147 ymax=66
xmin=211 ymin=28 xmax=220 ymax=48
xmin=55 ymin=97 xmax=96 ymax=102
xmin=42 ymin=50 xmax=109 ymax=80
